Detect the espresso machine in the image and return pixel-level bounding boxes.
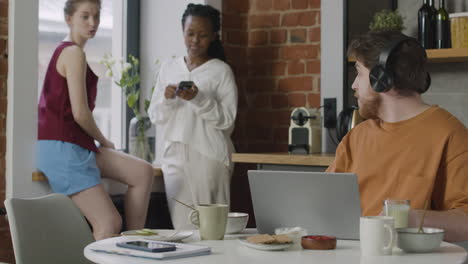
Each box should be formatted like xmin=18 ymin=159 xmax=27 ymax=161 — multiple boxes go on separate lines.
xmin=288 ymin=107 xmax=322 ymax=154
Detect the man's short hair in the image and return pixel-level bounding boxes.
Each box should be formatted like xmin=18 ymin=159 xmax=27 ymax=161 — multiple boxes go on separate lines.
xmin=347 ymin=31 xmax=429 ymax=95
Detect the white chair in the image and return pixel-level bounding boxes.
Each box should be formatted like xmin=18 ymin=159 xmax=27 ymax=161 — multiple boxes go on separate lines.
xmin=4 ymin=193 xmax=95 ymax=264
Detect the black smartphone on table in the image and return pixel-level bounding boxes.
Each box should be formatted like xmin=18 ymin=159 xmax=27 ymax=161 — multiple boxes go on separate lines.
xmin=116 ymin=240 xmax=177 ymax=253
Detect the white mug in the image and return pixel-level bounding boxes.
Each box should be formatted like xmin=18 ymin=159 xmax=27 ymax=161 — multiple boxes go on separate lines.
xmin=360 ymin=216 xmax=395 ymax=256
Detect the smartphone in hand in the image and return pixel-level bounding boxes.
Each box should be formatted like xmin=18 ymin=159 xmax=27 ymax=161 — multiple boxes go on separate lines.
xmin=116 ymin=240 xmax=177 ymax=253
xmin=176 ymin=81 xmax=194 ymax=94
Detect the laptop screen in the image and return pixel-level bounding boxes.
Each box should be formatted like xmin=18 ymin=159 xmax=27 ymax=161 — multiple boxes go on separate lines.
xmin=248 ymin=170 xmax=361 ymax=240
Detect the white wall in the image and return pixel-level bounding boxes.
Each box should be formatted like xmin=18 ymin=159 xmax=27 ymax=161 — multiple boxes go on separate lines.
xmin=140 ymin=0 xmax=221 ymax=166
xmin=140 ymin=0 xmax=194 ymax=107
xmin=7 ymin=0 xmax=50 ymax=198
xmin=321 ymin=0 xmax=344 ymax=153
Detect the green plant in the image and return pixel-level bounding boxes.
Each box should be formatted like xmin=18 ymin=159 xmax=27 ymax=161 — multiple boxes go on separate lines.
xmin=369 ymin=9 xmax=404 ymax=32
xmin=101 ymin=53 xmax=150 ymax=119
xmin=100 ymin=53 xmax=154 ymax=161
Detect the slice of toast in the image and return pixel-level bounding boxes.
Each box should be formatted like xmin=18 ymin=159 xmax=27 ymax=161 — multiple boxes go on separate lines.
xmin=246 ymin=234 xmax=293 ymax=244
xmin=247 ymin=234 xmax=276 ymax=244
xmin=272 ymin=234 xmax=293 ymax=244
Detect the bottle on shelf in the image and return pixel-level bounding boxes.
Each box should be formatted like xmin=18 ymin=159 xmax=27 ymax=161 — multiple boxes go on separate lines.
xmin=435 ymin=0 xmax=451 ymax=49
xmin=429 ymin=0 xmax=437 ymax=16
xmin=418 ymin=0 xmax=434 ymax=49
xmin=429 ymin=0 xmax=437 ymax=47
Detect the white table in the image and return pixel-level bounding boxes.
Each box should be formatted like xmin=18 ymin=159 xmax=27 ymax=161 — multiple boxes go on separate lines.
xmin=84 ymin=230 xmax=468 ymax=264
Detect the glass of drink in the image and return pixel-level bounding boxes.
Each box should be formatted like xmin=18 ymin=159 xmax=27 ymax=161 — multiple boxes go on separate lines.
xmin=383 ymin=199 xmax=410 ymax=228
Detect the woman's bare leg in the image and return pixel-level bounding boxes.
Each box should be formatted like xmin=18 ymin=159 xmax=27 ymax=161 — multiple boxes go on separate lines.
xmin=96 ymin=147 xmax=154 ymax=230
xmin=71 ymin=184 xmax=122 ymax=240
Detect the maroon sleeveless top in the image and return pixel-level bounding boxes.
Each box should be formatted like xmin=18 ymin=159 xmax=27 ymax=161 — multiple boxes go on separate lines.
xmin=38 ymin=42 xmax=98 ymax=152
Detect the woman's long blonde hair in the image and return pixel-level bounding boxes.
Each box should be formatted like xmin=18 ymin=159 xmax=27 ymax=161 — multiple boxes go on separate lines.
xmin=64 ymin=0 xmax=101 ymax=16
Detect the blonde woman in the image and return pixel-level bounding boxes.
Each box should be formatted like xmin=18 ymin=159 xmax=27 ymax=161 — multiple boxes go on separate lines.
xmin=37 ymin=0 xmax=153 ymax=240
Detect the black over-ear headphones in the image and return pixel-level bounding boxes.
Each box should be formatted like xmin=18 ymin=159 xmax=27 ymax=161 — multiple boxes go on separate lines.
xmin=369 ymin=36 xmax=431 ymax=93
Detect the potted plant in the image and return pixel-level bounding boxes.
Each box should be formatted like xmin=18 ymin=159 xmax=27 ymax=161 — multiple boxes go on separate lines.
xmin=369 ymin=9 xmax=405 ymax=32
xmin=100 ymin=53 xmax=154 ymax=162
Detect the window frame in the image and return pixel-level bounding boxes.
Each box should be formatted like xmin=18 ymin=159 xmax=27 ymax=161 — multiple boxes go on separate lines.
xmin=123 ymin=0 xmax=140 ymax=152
xmin=6 ymin=0 xmax=131 ymax=198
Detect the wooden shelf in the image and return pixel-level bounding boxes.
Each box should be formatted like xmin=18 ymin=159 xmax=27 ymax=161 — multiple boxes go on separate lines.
xmin=232 ymin=152 xmax=335 ymax=167
xmin=425 ymin=48 xmax=468 ymax=62
xmin=348 ymin=48 xmax=468 ymax=63
xmin=32 ymin=167 xmax=163 ymax=182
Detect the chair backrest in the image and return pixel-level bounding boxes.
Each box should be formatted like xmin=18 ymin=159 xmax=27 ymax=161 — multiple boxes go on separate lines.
xmin=5 ymin=193 xmax=95 ymax=264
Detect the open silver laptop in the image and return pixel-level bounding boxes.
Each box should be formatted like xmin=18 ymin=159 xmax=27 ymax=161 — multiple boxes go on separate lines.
xmin=248 ymin=170 xmax=361 ymax=240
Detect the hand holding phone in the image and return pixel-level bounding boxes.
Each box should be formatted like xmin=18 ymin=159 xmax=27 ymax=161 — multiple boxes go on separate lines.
xmin=164 ymin=85 xmax=178 ymax=99
xmin=116 ymin=240 xmax=177 ymax=253
xmin=176 ymin=81 xmax=194 ymax=94
xmin=176 ymin=81 xmax=198 ymax=101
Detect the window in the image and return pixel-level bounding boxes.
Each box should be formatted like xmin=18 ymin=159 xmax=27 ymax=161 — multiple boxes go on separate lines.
xmin=38 ymin=0 xmax=124 ymax=149
xmin=7 ymin=0 xmax=129 ymax=198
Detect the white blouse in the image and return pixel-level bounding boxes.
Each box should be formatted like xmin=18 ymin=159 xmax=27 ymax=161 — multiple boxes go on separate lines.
xmin=148 ymin=57 xmax=238 ymax=167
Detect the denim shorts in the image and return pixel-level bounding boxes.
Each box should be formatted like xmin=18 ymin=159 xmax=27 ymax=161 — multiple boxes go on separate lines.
xmin=36 ymin=140 xmax=101 ymax=195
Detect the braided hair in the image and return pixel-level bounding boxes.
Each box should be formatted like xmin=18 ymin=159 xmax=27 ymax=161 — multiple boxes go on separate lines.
xmin=181 ymin=3 xmax=226 ymax=62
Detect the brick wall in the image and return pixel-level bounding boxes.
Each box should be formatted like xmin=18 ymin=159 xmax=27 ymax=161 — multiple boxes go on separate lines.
xmin=0 ymin=0 xmax=13 ymax=262
xmin=224 ymin=0 xmax=321 ymax=153
xmin=223 ymin=0 xmax=321 ymax=221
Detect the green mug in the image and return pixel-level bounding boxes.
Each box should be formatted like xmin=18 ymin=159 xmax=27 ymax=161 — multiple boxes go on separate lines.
xmin=189 ymin=204 xmax=228 ymax=240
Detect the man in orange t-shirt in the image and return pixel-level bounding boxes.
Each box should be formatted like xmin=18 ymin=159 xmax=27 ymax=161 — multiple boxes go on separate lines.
xmin=327 ymin=31 xmax=468 ymax=242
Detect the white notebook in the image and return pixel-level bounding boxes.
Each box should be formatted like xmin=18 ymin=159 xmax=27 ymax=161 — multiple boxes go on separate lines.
xmin=90 ymin=238 xmax=211 ymax=260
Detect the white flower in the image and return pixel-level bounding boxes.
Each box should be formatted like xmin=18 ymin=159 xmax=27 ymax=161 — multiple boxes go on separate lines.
xmin=105 ymin=69 xmax=113 ymax=78
xmin=123 ymin=62 xmax=132 ymax=72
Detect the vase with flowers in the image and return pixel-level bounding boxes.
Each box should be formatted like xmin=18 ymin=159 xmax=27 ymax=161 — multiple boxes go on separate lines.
xmin=100 ymin=53 xmax=154 ymax=162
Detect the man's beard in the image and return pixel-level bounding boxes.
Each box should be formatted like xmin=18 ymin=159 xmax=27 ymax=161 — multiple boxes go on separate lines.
xmin=357 ymin=91 xmax=381 ymax=120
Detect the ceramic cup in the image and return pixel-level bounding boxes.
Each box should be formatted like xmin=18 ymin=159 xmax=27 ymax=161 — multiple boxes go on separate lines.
xmin=189 ymin=204 xmax=228 ymax=240
xmin=360 ymin=216 xmax=395 ymax=256
xmin=225 ymin=212 xmax=249 ymax=234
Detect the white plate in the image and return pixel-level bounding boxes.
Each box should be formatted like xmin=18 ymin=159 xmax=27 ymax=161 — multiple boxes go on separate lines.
xmin=121 ymin=229 xmax=193 ymax=242
xmin=238 ymin=238 xmax=292 ymax=251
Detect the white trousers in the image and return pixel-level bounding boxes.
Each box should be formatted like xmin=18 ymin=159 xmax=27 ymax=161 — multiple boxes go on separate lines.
xmin=162 ymin=142 xmax=231 ymax=230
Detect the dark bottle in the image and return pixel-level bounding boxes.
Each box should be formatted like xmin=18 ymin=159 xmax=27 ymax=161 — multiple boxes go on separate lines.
xmin=429 ymin=0 xmax=437 ymax=16
xmin=435 ymin=0 xmax=451 ymax=48
xmin=418 ymin=0 xmax=434 ymax=49
xmin=429 ymin=0 xmax=437 ymax=47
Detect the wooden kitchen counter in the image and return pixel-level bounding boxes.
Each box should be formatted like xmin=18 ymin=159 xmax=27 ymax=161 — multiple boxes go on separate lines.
xmin=232 ymin=153 xmax=335 ymax=167
xmin=32 ymin=167 xmax=163 ymax=182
